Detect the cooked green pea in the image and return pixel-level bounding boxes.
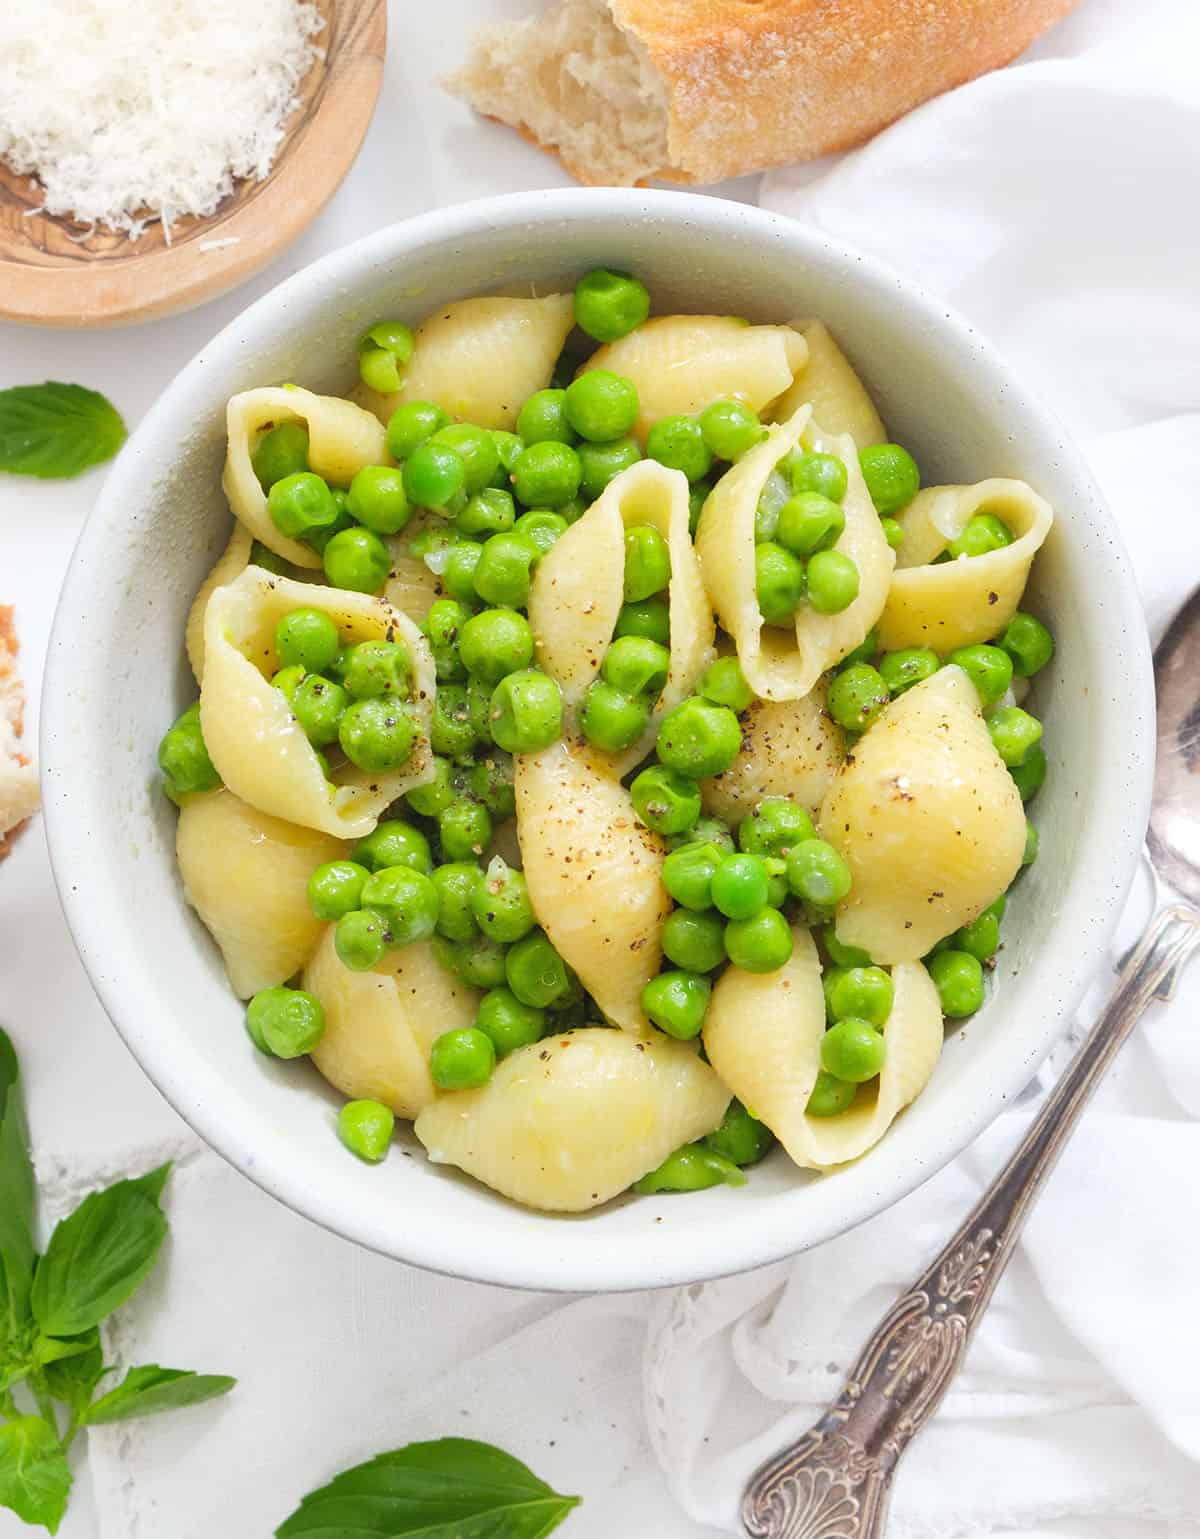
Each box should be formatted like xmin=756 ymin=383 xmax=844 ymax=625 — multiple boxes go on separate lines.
xmin=505 ymin=929 xmax=569 ymax=1008
xmin=361 ymin=864 xmax=440 ymax=946
xmin=704 ymin=1101 xmax=775 ymax=1166
xmin=662 ymin=908 xmax=725 ymax=973
xmin=641 ymin=970 xmax=711 ymax=1039
xmin=245 ymin=986 xmax=325 ymax=1059
xmin=738 ymin=798 xmax=815 ymax=859
xmin=630 ymin=764 xmax=701 ymax=836
xmin=442 ymin=540 xmax=484 ymax=604
xmin=275 ymin=608 xmax=340 ymax=674
xmin=386 ymin=401 xmax=449 ymax=461
xmin=880 ymin=516 xmax=904 ymax=549
xmin=614 ymin=597 xmax=669 ymax=646
xmin=407 ymin=522 xmax=459 ymax=567
xmin=473 ymin=531 xmax=539 ymax=608
xmin=577 ymin=436 xmax=641 ymax=501
xmin=581 ymin=681 xmax=649 ymax=752
xmin=456 ymin=486 xmax=515 ymax=537
xmin=406 ymin=756 xmax=458 ymax=818
xmin=339 ymin=697 xmax=416 ymax=771
xmin=949 ymin=644 xmax=1013 ymax=709
xmin=429 ymin=685 xmax=478 ymax=759
xmin=338 ymin=1099 xmax=395 ymax=1162
xmin=468 ymin=752 xmax=516 ymax=818
xmin=430 ymin=1026 xmax=495 ymax=1089
xmin=511 ymin=441 xmax=582 ymax=509
xmin=623 ymin=525 xmax=671 ymax=603
xmin=557 ymin=495 xmax=587 ymax=526
xmin=475 ymin=987 xmax=544 ymax=1056
xmin=250 ymin=539 xmax=292 ymax=576
xmin=879 ymin=648 xmax=940 ymax=697
xmin=710 ymin=852 xmax=769 ymax=920
xmin=956 ymin=896 xmax=1005 ymax=961
xmin=334 ymin=908 xmax=389 ymax=971
xmin=859 ymin=443 xmax=920 ymax=515
xmin=755 ymin=541 xmax=806 ymax=625
xmin=513 ymin=510 xmax=568 ymax=558
xmin=657 ymin=697 xmax=742 ymax=778
xmin=828 ymin=965 xmax=893 ymax=1026
xmin=661 ymin=841 xmax=724 ymax=910
xmin=689 ymin=480 xmax=711 ymax=535
xmin=805 ymin=1070 xmax=857 ymax=1117
xmin=827 ymin=663 xmax=889 ymax=732
xmin=517 ymin=388 xmax=576 ymax=446
xmin=158 ymin=701 xmax=221 ymax=801
xmin=699 ymin=399 xmax=765 ymax=461
xmin=307 ymin=860 xmax=370 ymax=920
xmin=777 ymin=492 xmax=846 ymax=556
xmin=346 ymin=464 xmax=411 ymax=535
xmin=431 ymin=424 xmax=501 ymax=494
xmin=291 ymin=674 xmax=348 ymax=747
xmin=574 ymin=268 xmax=651 ymax=342
xmin=1010 ymin=743 xmax=1047 ymax=802
xmin=669 ymin=816 xmax=735 ymax=856
xmin=929 ymin=949 xmax=985 ymax=1017
xmin=403 ymin=442 xmax=466 ymax=510
xmin=489 ymin=669 xmax=563 ymax=754
xmin=439 ymin=797 xmax=492 ymax=863
xmin=697 ymin=655 xmax=754 ymax=712
xmin=1023 ymin=819 xmax=1039 ymax=865
xmin=838 ymin=628 xmax=880 ymax=669
xmin=491 ymin=430 xmax=524 ymax=473
xmin=466 ymin=677 xmax=495 ymax=744
xmin=447 ymin=933 xmax=509 ymax=991
xmin=646 ymin=415 xmax=713 ymax=482
xmin=252 ymin=421 xmax=309 ymax=489
xmin=754 ymin=470 xmax=790 ymax=544
xmin=322 ymin=525 xmax=390 ymax=593
xmin=457 ymin=607 xmax=534 ymax=686
xmin=429 ymin=862 xmax=483 ymax=941
xmin=357 ymin=319 xmax=414 ymax=393
xmin=784 ymin=449 xmax=847 ymax=503
xmin=764 ymin=856 xmax=789 ymax=908
xmin=806 ymin=549 xmax=860 ymax=614
xmin=822 ymin=928 xmax=873 ymax=969
xmin=423 ymin=597 xmax=470 ymax=682
xmin=268 ymin=471 xmax=340 ymax=542
xmin=564 ymin=370 xmax=639 ymax=442
xmin=341 ymin=639 xmax=410 ymax=700
xmin=723 ymin=907 xmax=793 ymax=972
xmin=947 ymin=511 xmax=1013 ymax=559
xmin=1000 ymin=611 xmax=1055 ymax=677
xmin=988 ymin=705 xmax=1043 ymax=766
xmin=471 ymin=857 xmax=535 ymax=943
xmin=786 ymin=839 xmax=852 ymax=905
xmin=603 ymin=636 xmax=671 ymax=698
xmin=634 ymin=1143 xmax=745 ymax=1193
xmin=820 ymin=1017 xmax=886 ymax=1082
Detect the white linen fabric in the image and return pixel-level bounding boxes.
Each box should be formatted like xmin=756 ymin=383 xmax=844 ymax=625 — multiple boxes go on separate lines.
xmin=2 ymin=1 xmax=1199 ymax=1536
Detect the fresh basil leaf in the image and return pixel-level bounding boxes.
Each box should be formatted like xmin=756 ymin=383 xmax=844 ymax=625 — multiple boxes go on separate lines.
xmin=84 ymin=1364 xmax=235 ymax=1426
xmin=42 ymin=1339 xmax=105 ymax=1416
xmin=0 ymin=1028 xmax=36 ymax=1343
xmin=276 ymin=1437 xmax=581 ymax=1539
xmin=129 ymin=1162 xmax=172 ymax=1204
xmin=0 ymin=383 xmax=126 ymax=480
xmin=33 ymin=1328 xmax=99 ymax=1369
xmin=0 ymin=1417 xmax=71 ymax=1535
xmin=31 ymin=1177 xmax=167 ymax=1337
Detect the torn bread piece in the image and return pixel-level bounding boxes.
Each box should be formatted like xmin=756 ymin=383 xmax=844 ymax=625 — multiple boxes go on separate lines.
xmin=0 ymin=609 xmax=39 ymax=860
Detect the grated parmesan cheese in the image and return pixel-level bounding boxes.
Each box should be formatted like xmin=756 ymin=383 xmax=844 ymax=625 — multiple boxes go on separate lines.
xmin=0 ymin=0 xmax=325 ymax=239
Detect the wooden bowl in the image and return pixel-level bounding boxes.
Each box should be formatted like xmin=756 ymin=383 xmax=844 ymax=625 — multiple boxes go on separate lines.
xmin=0 ymin=0 xmax=385 ymax=329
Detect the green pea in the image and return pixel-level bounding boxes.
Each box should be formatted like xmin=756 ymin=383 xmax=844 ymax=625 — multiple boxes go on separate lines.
xmin=386 ymin=401 xmax=448 ymax=461
xmin=432 ymin=424 xmax=501 ymax=494
xmin=704 ymin=1101 xmax=775 ymax=1167
xmin=471 ymin=857 xmax=535 ymax=943
xmin=361 ymin=864 xmax=440 ymax=946
xmin=689 ymin=480 xmax=711 ymax=535
xmin=634 ymin=1143 xmax=745 ymax=1194
xmin=827 ymin=663 xmax=889 ymax=732
xmin=764 ymin=855 xmax=788 ymax=908
xmin=344 ymin=464 xmax=410 ymax=535
xmin=252 ymin=421 xmax=309 ymax=489
xmin=454 ymin=607 xmax=533 ymax=688
xmin=407 ymin=522 xmax=460 ymax=566
xmin=859 ymin=443 xmax=920 ymax=516
xmin=614 ymin=597 xmax=670 ymax=646
xmin=353 ymin=818 xmax=433 ymax=875
xmin=489 ymin=669 xmax=563 ymax=754
xmin=245 ymin=986 xmax=325 ymax=1058
xmin=820 ymin=1017 xmax=886 ymax=1082
xmin=466 ymin=677 xmax=495 ymax=744
xmin=574 ymin=268 xmax=651 ymax=342
xmin=475 ymin=987 xmax=544 ymax=1057
xmin=661 ymin=841 xmax=723 ymax=911
xmin=250 ymin=539 xmax=292 ymax=576
xmin=641 ymin=970 xmax=711 ymax=1039
xmin=1010 ymin=743 xmax=1047 ymax=802
xmin=828 ymin=965 xmax=893 ymax=1026
xmin=738 ymin=798 xmax=815 ymax=859
xmin=822 ymin=928 xmax=873 ymax=969
xmin=505 ymin=929 xmax=569 ymax=1008
xmin=456 ymin=486 xmax=515 ymax=537
xmin=581 ymin=681 xmax=649 ymax=752
xmin=516 ymin=388 xmax=576 ymax=446
xmin=1023 ymin=819 xmax=1039 ymax=865
xmin=340 ymin=697 xmax=416 ymax=771
xmin=710 ymin=852 xmax=769 ymax=920
xmin=577 ymin=436 xmax=641 ymax=501
xmin=511 ymin=441 xmax=582 ymax=509
xmin=754 ymin=471 xmax=790 ymax=544
xmin=473 ymin=531 xmax=539 ymax=608
xmin=514 ymin=510 xmax=568 ymax=559
xmin=880 ymin=516 xmax=904 ymax=549
xmin=806 ymin=549 xmax=860 ymax=614
xmin=404 ymin=442 xmax=466 ymax=510
xmin=291 ymin=674 xmax=348 ymax=747
xmin=442 ymin=540 xmax=484 ymax=604
xmin=988 ymin=705 xmax=1043 ymax=767
xmin=603 ymin=635 xmax=671 ymax=698
xmin=447 ymin=933 xmax=509 ymax=990
xmin=439 ymin=796 xmax=492 ymax=863
xmin=723 ymin=907 xmax=793 ymax=972
xmin=879 ymin=648 xmax=940 ymax=697
xmin=805 ymin=1070 xmax=857 ymax=1118
xmin=334 ymin=908 xmax=389 ymax=971
xmin=755 ymin=541 xmax=806 ymax=625
xmin=423 ymin=598 xmax=469 ymax=682
xmin=623 ymin=525 xmax=671 ymax=603
xmin=929 ymin=949 xmax=985 ymax=1017
xmin=564 ymin=370 xmax=640 ymax=442
xmin=158 ymin=701 xmax=221 ymax=801
xmin=947 ymin=511 xmax=1013 ymax=559
xmin=341 ymin=640 xmax=411 ymax=700
xmin=657 ymin=697 xmax=742 ymax=779
xmin=557 ymin=495 xmax=587 ymax=526
xmin=430 ymin=684 xmax=479 ymax=758
xmin=268 ymin=471 xmax=340 ymax=542
xmin=338 ymin=1099 xmax=395 ymax=1162
xmin=430 ymin=1026 xmax=496 ymax=1089
xmin=491 ymin=430 xmax=524 ymax=473
xmin=777 ymin=492 xmax=846 ymax=557
xmin=1000 ymin=611 xmax=1054 ymax=677
xmin=697 ymin=656 xmax=754 ymax=712
xmin=322 ymin=525 xmax=390 ymax=593
xmin=948 ymin=644 xmax=1013 ymax=709
xmin=668 ymin=815 xmax=735 ymax=856
xmin=699 ymin=398 xmax=765 ymax=461
xmin=307 ymin=860 xmax=370 ymax=920
xmin=838 ymin=628 xmax=880 ymax=670
xmin=786 ymin=839 xmax=852 ymax=905
xmin=662 ymin=909 xmax=725 ymax=973
xmin=956 ymin=896 xmax=1005 ymax=961
xmin=468 ymin=751 xmax=516 ymax=818
xmin=784 ymin=449 xmax=847 ymax=503
xmin=630 ymin=764 xmax=701 ymax=836
xmin=405 ymin=756 xmax=457 ymax=818
xmin=646 ymin=415 xmax=713 ymax=482
xmin=821 ymin=964 xmax=848 ymax=1020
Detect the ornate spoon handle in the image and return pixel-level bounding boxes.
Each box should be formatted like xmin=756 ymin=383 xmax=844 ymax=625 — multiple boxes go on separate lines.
xmin=742 ymin=901 xmax=1200 ymax=1539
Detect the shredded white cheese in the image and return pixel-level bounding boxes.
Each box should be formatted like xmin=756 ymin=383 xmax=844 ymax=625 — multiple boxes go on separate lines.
xmin=0 ymin=0 xmax=325 ymax=238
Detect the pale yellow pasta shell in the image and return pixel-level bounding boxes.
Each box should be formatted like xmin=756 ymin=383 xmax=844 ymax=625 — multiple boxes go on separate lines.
xmin=877 ymin=479 xmax=1053 ymax=653
xmin=703 ymin=929 xmax=943 ymax=1170
xmin=579 ymin=316 xmax=807 ymax=441
xmin=176 ymin=788 xmax=347 ymax=999
xmin=696 ymin=408 xmax=893 ymax=700
xmin=528 ymin=459 xmax=714 ymax=775
xmin=819 ymin=666 xmax=1026 ymax=962
xmin=186 ymin=520 xmax=253 ymax=684
xmin=200 ymin=569 xmax=435 ymax=839
xmin=355 ymin=295 xmax=574 ymax=432
xmin=701 ymin=685 xmax=844 ymax=823
xmin=304 ymin=926 xmax=480 ymax=1120
xmin=514 ymin=740 xmax=671 ymax=1031
xmin=768 ymin=319 xmax=887 ymax=447
xmin=223 ymin=387 xmax=388 ymax=569
xmin=414 ymin=1027 xmax=730 ymax=1212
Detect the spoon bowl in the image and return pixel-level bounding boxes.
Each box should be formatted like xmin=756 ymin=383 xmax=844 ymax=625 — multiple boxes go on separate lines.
xmin=1148 ymin=588 xmax=1200 ymax=907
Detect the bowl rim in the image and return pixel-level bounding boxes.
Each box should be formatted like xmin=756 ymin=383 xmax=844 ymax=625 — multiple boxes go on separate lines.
xmin=41 ymin=187 xmax=1155 ymax=1291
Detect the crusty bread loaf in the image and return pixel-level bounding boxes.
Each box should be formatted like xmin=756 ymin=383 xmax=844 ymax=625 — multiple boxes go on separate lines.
xmin=0 ymin=608 xmax=38 ymax=861
xmin=447 ymin=0 xmax=1079 ymax=187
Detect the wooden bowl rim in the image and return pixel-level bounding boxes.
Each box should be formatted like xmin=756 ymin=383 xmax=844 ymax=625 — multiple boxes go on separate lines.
xmin=0 ymin=0 xmax=386 ymax=329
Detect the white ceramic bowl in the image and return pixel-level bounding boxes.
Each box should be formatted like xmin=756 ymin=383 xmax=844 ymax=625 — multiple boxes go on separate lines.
xmin=42 ymin=189 xmax=1154 ymax=1292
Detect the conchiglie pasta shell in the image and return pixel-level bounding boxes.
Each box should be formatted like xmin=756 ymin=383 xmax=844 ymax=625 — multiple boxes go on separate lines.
xmin=704 ymin=931 xmax=942 ymax=1170
xmin=304 ymin=926 xmax=480 ymax=1120
xmin=514 ymin=740 xmax=671 ymax=1031
xmin=578 ymin=316 xmax=807 ymax=442
xmin=701 ymin=686 xmax=844 ymax=823
xmin=414 ymin=1027 xmax=730 ymax=1212
xmin=186 ymin=520 xmax=252 ymax=684
xmin=696 ymin=408 xmax=894 ymax=700
xmin=877 ymin=479 xmax=1053 ymax=653
xmin=176 ymin=788 xmax=347 ymax=999
xmin=223 ymin=387 xmax=388 ymax=569
xmin=768 ymin=320 xmax=887 ymax=448
xmin=819 ymin=666 xmax=1025 ymax=962
xmin=528 ymin=460 xmax=714 ymax=775
xmin=354 ymin=295 xmax=575 ymax=432
xmin=200 ymin=568 xmax=435 ymax=840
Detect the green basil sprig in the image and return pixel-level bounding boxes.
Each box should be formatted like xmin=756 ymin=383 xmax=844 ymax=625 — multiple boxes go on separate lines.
xmin=0 ymin=383 xmax=126 ymax=479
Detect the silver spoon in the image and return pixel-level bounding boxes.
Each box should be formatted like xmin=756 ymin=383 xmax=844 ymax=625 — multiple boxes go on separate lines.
xmin=742 ymin=589 xmax=1200 ymax=1539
